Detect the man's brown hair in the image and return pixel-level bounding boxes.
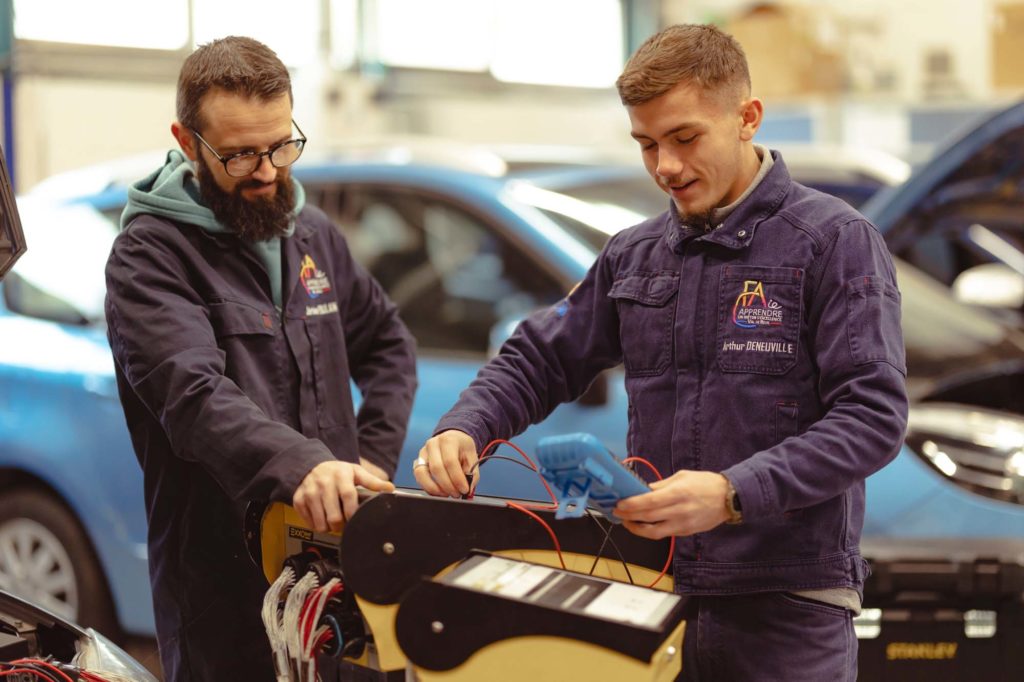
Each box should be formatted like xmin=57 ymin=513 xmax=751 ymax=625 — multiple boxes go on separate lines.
xmin=616 ymin=24 xmax=750 ymax=106
xmin=176 ymin=36 xmax=292 ymax=133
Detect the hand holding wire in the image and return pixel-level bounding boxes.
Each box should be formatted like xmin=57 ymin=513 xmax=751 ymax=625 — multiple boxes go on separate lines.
xmin=415 ymin=429 xmax=479 ymax=497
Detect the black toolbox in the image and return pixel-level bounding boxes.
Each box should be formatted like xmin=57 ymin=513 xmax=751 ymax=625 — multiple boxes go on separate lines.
xmin=858 ymin=540 xmax=1024 ymax=681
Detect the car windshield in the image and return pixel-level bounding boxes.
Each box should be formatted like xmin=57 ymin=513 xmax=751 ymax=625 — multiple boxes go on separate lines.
xmin=5 ymin=198 xmax=117 ymax=324
xmin=515 ymin=154 xmax=896 ymax=250
xmin=511 ymin=173 xmax=666 ymax=250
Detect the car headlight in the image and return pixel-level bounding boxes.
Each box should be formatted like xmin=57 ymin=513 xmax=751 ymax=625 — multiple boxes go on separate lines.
xmin=905 ymin=403 xmax=1024 ymax=505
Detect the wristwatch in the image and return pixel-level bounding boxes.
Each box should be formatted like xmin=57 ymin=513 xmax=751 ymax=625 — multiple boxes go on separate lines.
xmin=724 ymin=477 xmax=743 ymax=525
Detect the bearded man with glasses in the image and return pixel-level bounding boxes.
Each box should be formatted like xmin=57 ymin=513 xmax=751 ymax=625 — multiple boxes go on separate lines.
xmin=104 ymin=36 xmax=417 ymax=681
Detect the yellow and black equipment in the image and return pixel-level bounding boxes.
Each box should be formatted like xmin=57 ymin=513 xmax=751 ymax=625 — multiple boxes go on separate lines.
xmin=248 ymin=488 xmax=685 ymax=681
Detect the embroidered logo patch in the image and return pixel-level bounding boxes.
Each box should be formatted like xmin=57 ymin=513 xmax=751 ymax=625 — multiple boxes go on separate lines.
xmin=732 ymin=280 xmax=783 ymax=329
xmin=299 ymin=255 xmax=332 ymax=299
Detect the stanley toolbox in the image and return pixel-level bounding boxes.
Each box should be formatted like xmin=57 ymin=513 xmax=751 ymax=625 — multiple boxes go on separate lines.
xmin=857 ymin=540 xmax=1024 ymax=681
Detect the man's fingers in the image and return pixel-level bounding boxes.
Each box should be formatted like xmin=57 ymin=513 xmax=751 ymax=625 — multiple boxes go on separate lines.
xmin=416 ymin=431 xmax=481 ymax=498
xmin=335 ymin=465 xmax=360 ymax=522
xmin=414 ymin=446 xmax=445 ymax=496
xmin=425 ymin=437 xmax=460 ymax=497
xmin=617 ymin=487 xmax=671 ymax=513
xmin=295 ymin=490 xmax=328 ymax=533
xmin=320 ymin=479 xmax=345 ymax=533
xmin=615 ymin=505 xmax=667 ymax=523
xmin=623 ymin=519 xmax=663 ymax=539
xmin=352 ymin=465 xmax=396 ymax=493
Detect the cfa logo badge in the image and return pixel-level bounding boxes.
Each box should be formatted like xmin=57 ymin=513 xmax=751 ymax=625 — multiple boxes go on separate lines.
xmin=299 ymin=255 xmax=332 ymax=299
xmin=732 ymin=280 xmax=783 ymax=329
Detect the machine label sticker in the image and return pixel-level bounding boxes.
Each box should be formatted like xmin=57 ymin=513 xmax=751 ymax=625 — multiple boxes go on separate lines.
xmin=582 ymin=582 xmax=679 ymax=628
xmin=299 ymin=255 xmax=332 ymax=299
xmin=288 ymin=527 xmax=313 ymax=541
xmin=732 ymin=280 xmax=783 ymax=329
xmin=446 ymin=555 xmax=680 ymax=628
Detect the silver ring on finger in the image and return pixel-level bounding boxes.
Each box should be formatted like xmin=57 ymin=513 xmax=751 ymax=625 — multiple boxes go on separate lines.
xmin=413 ymin=456 xmax=428 ymax=470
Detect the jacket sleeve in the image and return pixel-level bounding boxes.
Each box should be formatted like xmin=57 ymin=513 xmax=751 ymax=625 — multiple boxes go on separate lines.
xmin=329 ymin=228 xmax=418 ymax=477
xmin=105 ymin=224 xmax=334 ymax=503
xmin=433 ymin=240 xmax=624 ymax=450
xmin=723 ymin=219 xmax=909 ymax=520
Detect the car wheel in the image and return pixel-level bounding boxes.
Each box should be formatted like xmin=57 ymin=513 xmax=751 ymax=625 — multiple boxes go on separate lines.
xmin=0 ymin=488 xmax=119 ymax=635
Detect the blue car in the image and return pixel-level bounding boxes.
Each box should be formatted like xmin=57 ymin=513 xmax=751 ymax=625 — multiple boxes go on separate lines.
xmin=862 ymin=100 xmax=1024 ymax=319
xmin=1 ymin=140 xmax=1021 ymax=643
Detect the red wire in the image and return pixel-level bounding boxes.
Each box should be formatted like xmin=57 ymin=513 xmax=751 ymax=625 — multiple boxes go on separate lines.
xmin=299 ymin=591 xmax=319 ymax=647
xmin=473 ymin=439 xmax=559 ymax=506
xmin=10 ymin=660 xmax=74 ymax=682
xmin=622 ymin=456 xmax=663 ymax=480
xmin=0 ymin=670 xmax=57 ymax=680
xmin=619 ymin=456 xmax=674 ymax=589
xmin=78 ymin=673 xmax=111 ymax=682
xmin=315 ymin=628 xmax=335 ymax=649
xmin=477 ymin=445 xmax=673 ymax=588
xmin=506 ymin=501 xmax=566 ymax=569
xmin=301 ymin=582 xmax=345 ymax=650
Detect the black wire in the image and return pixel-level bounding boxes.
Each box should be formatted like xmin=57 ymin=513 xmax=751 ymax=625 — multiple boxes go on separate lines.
xmin=468 ymin=454 xmax=536 ymax=476
xmin=584 ymin=509 xmax=634 ymax=585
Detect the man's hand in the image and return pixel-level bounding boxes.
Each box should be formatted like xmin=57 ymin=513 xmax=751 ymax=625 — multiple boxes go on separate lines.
xmin=293 ymin=460 xmax=395 ymax=532
xmin=415 ymin=430 xmax=479 ymax=497
xmin=614 ymin=471 xmax=731 ymax=539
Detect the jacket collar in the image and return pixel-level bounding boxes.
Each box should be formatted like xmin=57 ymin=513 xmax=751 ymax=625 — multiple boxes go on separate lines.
xmin=664 ymin=150 xmax=792 ymax=253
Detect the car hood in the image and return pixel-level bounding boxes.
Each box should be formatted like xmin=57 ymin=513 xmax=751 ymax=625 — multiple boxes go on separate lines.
xmin=899 ymin=258 xmax=1024 ymax=409
xmin=862 ymin=99 xmax=1024 ymax=233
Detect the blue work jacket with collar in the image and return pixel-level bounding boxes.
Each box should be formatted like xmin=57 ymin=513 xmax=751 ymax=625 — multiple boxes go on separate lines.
xmin=105 ymin=205 xmax=416 ymax=681
xmin=436 ymin=152 xmax=908 ymax=595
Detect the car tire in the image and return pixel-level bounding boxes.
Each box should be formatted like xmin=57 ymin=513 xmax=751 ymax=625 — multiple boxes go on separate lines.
xmin=0 ymin=487 xmax=119 ymax=636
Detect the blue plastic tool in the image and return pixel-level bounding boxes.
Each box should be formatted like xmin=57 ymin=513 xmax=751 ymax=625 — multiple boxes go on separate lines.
xmin=536 ymin=433 xmax=650 ymax=523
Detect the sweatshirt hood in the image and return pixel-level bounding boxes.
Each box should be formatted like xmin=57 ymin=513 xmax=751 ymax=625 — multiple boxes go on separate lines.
xmin=120 ymin=149 xmax=305 ymax=235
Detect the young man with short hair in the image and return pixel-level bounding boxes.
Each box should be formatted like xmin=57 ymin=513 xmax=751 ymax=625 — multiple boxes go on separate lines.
xmin=417 ymin=24 xmax=906 ymax=680
xmin=106 ymin=36 xmax=417 ymax=681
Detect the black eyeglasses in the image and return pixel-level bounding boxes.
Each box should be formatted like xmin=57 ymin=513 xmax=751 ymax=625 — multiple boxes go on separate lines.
xmin=191 ymin=120 xmax=307 ymax=178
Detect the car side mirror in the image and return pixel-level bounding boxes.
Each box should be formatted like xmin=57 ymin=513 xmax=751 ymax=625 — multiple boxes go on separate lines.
xmin=952 ymin=263 xmax=1024 ymax=310
xmin=3 ymin=272 xmax=90 ymax=326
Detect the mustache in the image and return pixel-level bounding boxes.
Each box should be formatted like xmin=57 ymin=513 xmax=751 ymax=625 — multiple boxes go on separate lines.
xmin=235 ymin=178 xmax=277 ymax=193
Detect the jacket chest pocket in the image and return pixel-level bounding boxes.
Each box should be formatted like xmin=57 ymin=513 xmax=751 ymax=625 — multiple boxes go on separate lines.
xmin=208 ymin=299 xmax=277 ymax=339
xmin=608 ymin=271 xmax=679 ymax=377
xmin=717 ymin=265 xmax=803 ymax=375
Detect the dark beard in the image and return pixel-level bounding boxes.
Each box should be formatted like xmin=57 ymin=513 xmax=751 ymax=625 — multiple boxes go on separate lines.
xmin=196 ymin=156 xmax=295 ymax=242
xmin=672 ymin=202 xmax=717 ymax=233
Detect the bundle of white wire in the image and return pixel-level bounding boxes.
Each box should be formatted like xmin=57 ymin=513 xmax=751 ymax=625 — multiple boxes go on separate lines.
xmin=262 ymin=566 xmax=296 ymax=682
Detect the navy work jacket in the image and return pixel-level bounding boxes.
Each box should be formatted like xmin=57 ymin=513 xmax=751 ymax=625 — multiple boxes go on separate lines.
xmin=105 ymin=205 xmax=416 ymax=681
xmin=437 ymin=153 xmax=908 ymax=595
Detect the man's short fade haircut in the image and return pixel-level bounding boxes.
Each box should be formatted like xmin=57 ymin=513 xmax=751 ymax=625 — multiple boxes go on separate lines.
xmin=616 ymin=24 xmax=750 ymax=107
xmin=176 ymin=36 xmax=292 ymax=133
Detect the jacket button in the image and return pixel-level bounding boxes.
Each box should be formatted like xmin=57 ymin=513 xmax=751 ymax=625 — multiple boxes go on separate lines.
xmin=737 ymin=230 xmax=747 ymax=238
